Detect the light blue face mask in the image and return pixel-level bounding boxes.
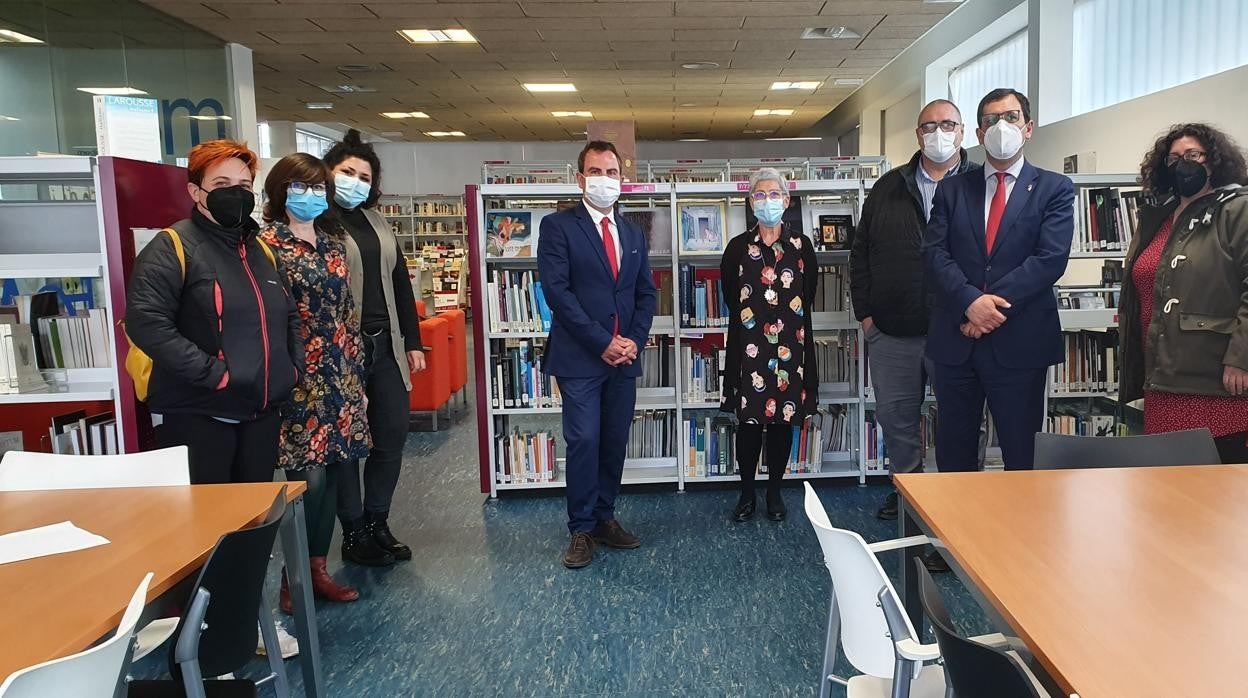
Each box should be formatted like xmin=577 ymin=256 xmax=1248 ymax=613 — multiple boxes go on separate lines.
xmin=287 ymin=189 xmax=328 ymax=222
xmin=333 ymin=172 xmax=371 ymax=209
xmin=754 ymin=198 xmax=786 ymax=226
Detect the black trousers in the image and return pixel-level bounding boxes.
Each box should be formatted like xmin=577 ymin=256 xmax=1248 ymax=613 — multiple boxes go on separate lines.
xmin=159 ymin=411 xmax=281 ymax=484
xmin=736 ymin=423 xmax=793 ymax=497
xmin=285 ymin=464 xmax=340 ymax=558
xmin=1215 ymin=431 xmax=1248 ymax=465
xmin=338 ymin=330 xmax=409 ymax=525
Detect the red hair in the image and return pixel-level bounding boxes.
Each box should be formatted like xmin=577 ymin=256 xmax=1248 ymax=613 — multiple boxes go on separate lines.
xmin=187 ymin=139 xmax=258 ymax=185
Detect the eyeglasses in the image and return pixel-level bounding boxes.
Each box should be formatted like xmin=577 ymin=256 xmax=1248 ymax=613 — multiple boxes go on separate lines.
xmin=750 ymin=190 xmax=786 ymax=202
xmin=288 ymin=181 xmax=327 ymax=196
xmin=1164 ymin=149 xmax=1207 ymax=167
xmin=980 ymin=110 xmax=1023 ymax=127
xmin=919 ymin=120 xmax=961 ymax=134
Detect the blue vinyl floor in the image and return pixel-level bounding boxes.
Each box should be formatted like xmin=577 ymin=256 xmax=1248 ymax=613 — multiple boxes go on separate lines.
xmin=138 ymin=339 xmax=992 ymax=697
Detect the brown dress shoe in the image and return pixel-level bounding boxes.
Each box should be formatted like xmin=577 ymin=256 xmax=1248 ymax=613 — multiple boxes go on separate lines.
xmin=593 ymin=520 xmax=641 ymax=549
xmin=309 ymin=557 xmax=360 ymax=603
xmin=563 ymin=532 xmax=595 ymax=568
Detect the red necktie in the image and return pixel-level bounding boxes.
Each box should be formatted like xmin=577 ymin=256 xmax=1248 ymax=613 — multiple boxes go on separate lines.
xmin=985 ymin=171 xmax=1009 ymax=253
xmin=600 ymin=217 xmax=618 ymax=279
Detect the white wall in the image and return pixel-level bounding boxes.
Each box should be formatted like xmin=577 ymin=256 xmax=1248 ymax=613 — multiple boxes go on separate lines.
xmin=882 ymin=90 xmax=922 ymax=168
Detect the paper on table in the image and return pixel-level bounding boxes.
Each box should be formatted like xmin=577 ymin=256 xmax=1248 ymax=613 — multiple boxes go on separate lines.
xmin=0 ymin=521 xmax=110 ymax=565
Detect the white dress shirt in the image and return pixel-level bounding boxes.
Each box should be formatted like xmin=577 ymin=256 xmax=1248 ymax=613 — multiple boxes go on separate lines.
xmin=585 ymin=203 xmax=622 ymax=272
xmin=983 ymin=158 xmax=1026 ymax=225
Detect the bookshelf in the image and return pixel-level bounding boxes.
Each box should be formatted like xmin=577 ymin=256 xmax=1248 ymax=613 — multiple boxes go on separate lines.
xmin=377 ymin=194 xmax=467 ymax=255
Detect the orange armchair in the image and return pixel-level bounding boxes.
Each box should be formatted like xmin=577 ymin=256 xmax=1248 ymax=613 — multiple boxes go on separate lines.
xmin=409 ymin=315 xmax=450 ymax=429
xmin=441 ymin=307 xmax=468 ymax=399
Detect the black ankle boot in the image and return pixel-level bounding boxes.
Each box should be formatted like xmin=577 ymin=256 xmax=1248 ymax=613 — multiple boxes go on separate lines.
xmin=732 ymin=491 xmax=757 ymax=522
xmin=341 ymin=517 xmax=395 ymax=567
xmin=765 ymin=489 xmax=786 ymax=521
xmin=368 ymin=512 xmax=412 ymax=561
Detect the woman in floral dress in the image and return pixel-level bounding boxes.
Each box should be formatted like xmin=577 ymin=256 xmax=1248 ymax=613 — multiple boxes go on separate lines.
xmin=720 ymin=168 xmax=819 ymax=522
xmin=260 ymin=153 xmax=371 ymax=611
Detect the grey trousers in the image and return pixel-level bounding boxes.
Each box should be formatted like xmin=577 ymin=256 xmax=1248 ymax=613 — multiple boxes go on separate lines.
xmin=866 ymin=326 xmax=932 ymax=475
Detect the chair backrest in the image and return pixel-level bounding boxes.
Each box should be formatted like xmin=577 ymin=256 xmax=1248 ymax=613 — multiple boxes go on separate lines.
xmin=914 ymin=560 xmax=1042 ymax=698
xmin=0 ymin=572 xmax=153 ymax=697
xmin=802 ymin=482 xmax=918 ymax=679
xmin=0 ymin=446 xmax=190 ymax=491
xmin=1033 ymin=428 xmax=1220 ymax=470
xmin=169 ymin=488 xmax=286 ymax=679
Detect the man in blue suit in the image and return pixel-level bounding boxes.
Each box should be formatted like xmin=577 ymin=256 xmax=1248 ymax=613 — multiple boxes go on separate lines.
xmin=922 ymin=88 xmax=1074 ymax=471
xmin=538 ymin=141 xmax=657 ymax=568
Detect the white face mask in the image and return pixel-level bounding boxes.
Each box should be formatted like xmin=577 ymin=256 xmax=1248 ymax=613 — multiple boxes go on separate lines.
xmin=921 ymin=129 xmax=958 ymax=164
xmin=582 ymin=175 xmax=621 ymax=210
xmin=983 ymin=120 xmax=1025 ymax=161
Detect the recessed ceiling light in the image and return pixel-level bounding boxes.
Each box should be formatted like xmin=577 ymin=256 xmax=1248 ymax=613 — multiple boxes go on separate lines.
xmin=834 ymin=78 xmax=865 ymax=87
xmin=304 ymin=102 xmax=334 ymax=110
xmin=336 ymin=64 xmax=373 ymax=72
xmin=681 ymin=61 xmax=720 ymax=70
xmin=551 ymin=111 xmax=593 ymax=118
xmin=77 ymin=87 xmax=148 ymax=96
xmin=764 ymin=137 xmax=823 ymax=141
xmin=380 ymin=131 xmax=404 ymax=138
xmin=0 ymin=29 xmax=43 ymax=44
xmin=743 ymin=129 xmax=775 ymax=135
xmin=771 ymin=81 xmax=821 ymax=91
xmin=524 ymin=83 xmax=577 ymax=93
xmin=679 ymin=138 xmax=709 ymax=142
xmin=424 ymin=131 xmax=466 ymax=137
xmin=678 ymin=103 xmax=698 ymax=107
xmin=319 ymin=84 xmax=376 ymax=94
xmin=801 ymin=27 xmax=862 ymax=39
xmin=398 ymin=28 xmax=478 ymax=44
xmin=381 ymin=111 xmax=430 ymax=119
xmin=187 ymin=115 xmax=233 ymax=121
xmin=0 ymin=115 xmax=20 ymax=121
xmin=753 ymin=109 xmax=795 ymax=117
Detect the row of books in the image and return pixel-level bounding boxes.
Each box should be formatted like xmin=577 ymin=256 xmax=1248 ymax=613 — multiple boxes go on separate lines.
xmin=1046 ymin=410 xmax=1125 ymax=436
xmin=490 ymin=340 xmax=560 ymax=409
xmin=1051 ymin=330 xmax=1119 ymax=394
xmin=811 ymin=265 xmax=849 ymax=313
xmin=639 ymin=340 xmax=674 ymax=389
xmin=486 ymin=270 xmax=551 ymax=334
xmin=680 ymin=406 xmax=854 ymax=478
xmin=863 ymin=407 xmax=936 ymax=471
xmin=494 ymin=429 xmax=558 ymax=484
xmin=49 ymin=409 xmax=119 ymax=455
xmin=815 ymin=333 xmax=858 ymax=386
xmin=626 ymin=410 xmax=676 ymax=460
xmin=678 ymin=265 xmax=729 ymax=328
xmin=681 ymin=347 xmax=724 ymax=403
xmin=1074 ymin=187 xmax=1141 ymax=253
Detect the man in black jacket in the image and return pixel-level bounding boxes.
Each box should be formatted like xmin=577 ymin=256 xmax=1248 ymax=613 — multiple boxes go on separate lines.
xmin=850 ymin=99 xmax=976 ymax=526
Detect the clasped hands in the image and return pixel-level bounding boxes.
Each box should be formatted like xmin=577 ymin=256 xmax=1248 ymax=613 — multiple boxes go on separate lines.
xmin=959 ymin=294 xmax=1012 ymax=339
xmin=601 ymin=335 xmax=638 ymax=366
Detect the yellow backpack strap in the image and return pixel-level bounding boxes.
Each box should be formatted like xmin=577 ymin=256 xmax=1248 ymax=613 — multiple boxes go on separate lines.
xmin=256 ymin=238 xmax=277 ymax=267
xmin=164 ymin=227 xmax=186 ymax=281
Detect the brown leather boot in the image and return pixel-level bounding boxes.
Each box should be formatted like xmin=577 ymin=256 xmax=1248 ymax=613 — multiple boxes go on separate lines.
xmin=309 ymin=556 xmax=359 ymax=603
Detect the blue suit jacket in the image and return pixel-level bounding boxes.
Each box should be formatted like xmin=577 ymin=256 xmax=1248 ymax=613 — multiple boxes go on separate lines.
xmin=537 ymin=202 xmax=657 ymax=378
xmin=922 ymin=160 xmax=1074 ymax=368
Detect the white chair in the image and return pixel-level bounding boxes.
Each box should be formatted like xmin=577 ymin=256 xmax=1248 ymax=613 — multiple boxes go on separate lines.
xmin=0 ymin=572 xmax=153 ymax=697
xmin=0 ymin=446 xmax=190 ymax=491
xmin=0 ymin=448 xmax=189 ymax=662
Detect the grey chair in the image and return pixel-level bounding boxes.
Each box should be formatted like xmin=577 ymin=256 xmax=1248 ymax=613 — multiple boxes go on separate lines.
xmin=1033 ymin=428 xmax=1220 ymax=470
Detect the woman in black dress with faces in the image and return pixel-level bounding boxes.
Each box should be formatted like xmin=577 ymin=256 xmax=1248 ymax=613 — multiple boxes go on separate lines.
xmin=720 ymin=168 xmax=819 ymax=521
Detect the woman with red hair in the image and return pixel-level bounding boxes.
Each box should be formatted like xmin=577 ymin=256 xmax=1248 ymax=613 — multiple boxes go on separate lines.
xmin=126 ymin=139 xmax=303 ymax=484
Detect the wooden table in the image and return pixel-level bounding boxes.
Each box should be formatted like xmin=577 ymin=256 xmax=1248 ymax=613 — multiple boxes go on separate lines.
xmin=0 ymin=482 xmax=325 ymax=697
xmin=896 ymin=465 xmax=1248 ymax=698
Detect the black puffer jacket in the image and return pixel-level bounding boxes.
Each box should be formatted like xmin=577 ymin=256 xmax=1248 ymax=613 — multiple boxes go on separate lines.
xmin=850 ymin=149 xmax=977 ymax=336
xmin=126 ymin=208 xmax=302 ymax=420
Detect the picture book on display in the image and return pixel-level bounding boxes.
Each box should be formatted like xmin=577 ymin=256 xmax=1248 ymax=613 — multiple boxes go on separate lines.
xmin=486 ymin=210 xmax=536 ymax=257
xmin=678 ymin=202 xmax=727 ymax=254
xmin=620 ymin=207 xmax=673 ymax=255
xmin=816 ymin=214 xmax=855 ymax=250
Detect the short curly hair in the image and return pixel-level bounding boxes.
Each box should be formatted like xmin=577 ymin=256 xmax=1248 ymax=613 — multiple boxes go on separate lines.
xmin=1138 ymin=123 xmax=1248 ymax=196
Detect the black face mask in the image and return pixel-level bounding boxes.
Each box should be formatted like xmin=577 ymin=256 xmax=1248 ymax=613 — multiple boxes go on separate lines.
xmin=1169 ymin=159 xmax=1209 ymax=198
xmin=200 ymin=184 xmax=255 ymax=229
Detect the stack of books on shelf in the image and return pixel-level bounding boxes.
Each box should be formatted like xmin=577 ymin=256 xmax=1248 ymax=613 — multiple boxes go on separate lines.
xmin=417 ymin=200 xmax=463 ymax=216
xmin=494 ymin=429 xmax=557 ymax=484
xmin=1047 ymin=405 xmax=1124 ymax=436
xmin=1052 ymin=329 xmax=1120 ymax=395
xmin=626 ymin=410 xmax=676 ymax=460
xmin=491 ymin=339 xmax=560 ymax=409
xmin=815 ymin=332 xmax=858 ymax=387
xmin=682 ymin=415 xmax=735 ymax=478
xmin=812 ymin=266 xmax=850 ymax=312
xmin=678 ymin=264 xmax=728 ymax=328
xmin=377 ymin=201 xmax=407 ymax=216
xmin=680 ymin=347 xmax=724 ymax=403
xmin=1074 ymin=187 xmax=1141 ymax=253
xmin=486 ymin=270 xmax=550 ymax=333
xmin=49 ymin=409 xmax=118 ymax=455
xmin=639 ymin=340 xmax=674 ymax=389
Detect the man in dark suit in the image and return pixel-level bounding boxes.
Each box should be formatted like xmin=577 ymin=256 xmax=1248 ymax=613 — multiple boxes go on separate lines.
xmin=537 ymin=140 xmax=657 ymax=569
xmin=922 ymin=88 xmax=1074 ymax=471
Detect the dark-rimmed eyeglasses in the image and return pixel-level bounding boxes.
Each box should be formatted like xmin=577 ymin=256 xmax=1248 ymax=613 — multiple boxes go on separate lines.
xmin=750 ymin=190 xmax=786 ymax=202
xmin=1164 ymin=149 xmax=1207 ymax=167
xmin=288 ymin=181 xmax=327 ymax=196
xmin=980 ymin=110 xmax=1022 ymax=127
xmin=919 ymin=120 xmax=960 ymax=134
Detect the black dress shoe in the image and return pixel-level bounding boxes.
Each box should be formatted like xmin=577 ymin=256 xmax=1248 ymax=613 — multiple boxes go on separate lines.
xmin=765 ymin=491 xmax=787 ymax=521
xmin=341 ymin=519 xmax=396 ymax=567
xmin=732 ymin=495 xmax=756 ymax=522
xmin=922 ymin=550 xmax=950 ymax=573
xmin=876 ymin=491 xmax=899 ymax=521
xmin=592 ymin=520 xmax=641 ymax=549
xmin=369 ymin=515 xmax=412 ymax=561
xmin=563 ymin=532 xmax=595 ymax=568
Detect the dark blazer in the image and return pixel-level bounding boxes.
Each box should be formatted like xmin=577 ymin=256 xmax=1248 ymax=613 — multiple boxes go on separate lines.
xmin=537 ymin=202 xmax=657 ymax=379
xmin=922 ymin=160 xmax=1075 ymax=368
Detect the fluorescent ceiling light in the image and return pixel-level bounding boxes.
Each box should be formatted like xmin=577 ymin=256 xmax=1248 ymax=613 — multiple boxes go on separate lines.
xmin=424 ymin=131 xmax=466 ymax=137
xmin=304 ymin=102 xmax=334 ymax=110
xmin=679 ymin=138 xmax=708 ymax=142
xmin=743 ymin=129 xmax=775 ymax=135
xmin=318 ymin=84 xmax=376 ymax=94
xmin=753 ymin=109 xmax=795 ymax=117
xmin=0 ymin=115 xmax=19 ymax=121
xmin=771 ymin=81 xmax=821 ymax=90
xmin=77 ymin=87 xmax=148 ymax=96
xmin=0 ymin=29 xmax=43 ymax=43
xmin=764 ymin=137 xmax=823 ymax=141
xmin=187 ymin=115 xmax=233 ymax=121
xmin=381 ymin=111 xmax=430 ymax=119
xmin=524 ymin=83 xmax=577 ymax=93
xmin=397 ymin=28 xmax=478 ymax=44
xmin=680 ymin=61 xmax=720 ymax=70
xmin=834 ymin=78 xmax=865 ymax=87
xmin=801 ymin=27 xmax=861 ymax=40
xmin=551 ymin=111 xmax=593 ymax=118
xmin=380 ymin=131 xmax=404 ymax=138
